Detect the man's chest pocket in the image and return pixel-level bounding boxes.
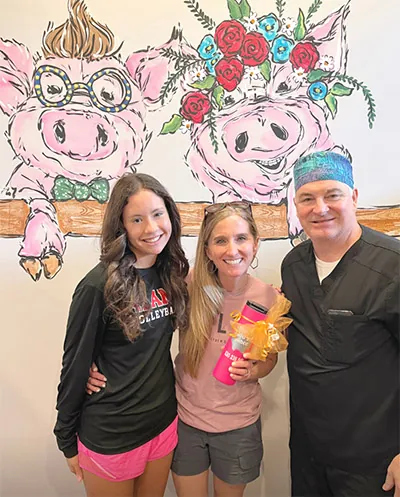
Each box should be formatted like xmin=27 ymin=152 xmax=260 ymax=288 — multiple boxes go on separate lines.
xmin=322 ymin=314 xmax=373 ymax=365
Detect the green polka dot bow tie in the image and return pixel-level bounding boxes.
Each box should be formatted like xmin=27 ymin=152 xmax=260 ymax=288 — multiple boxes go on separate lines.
xmin=51 ymin=175 xmax=110 ymax=203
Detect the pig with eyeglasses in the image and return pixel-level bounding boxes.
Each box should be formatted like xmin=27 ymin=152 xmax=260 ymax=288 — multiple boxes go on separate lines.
xmin=0 ymin=0 xmax=184 ymax=280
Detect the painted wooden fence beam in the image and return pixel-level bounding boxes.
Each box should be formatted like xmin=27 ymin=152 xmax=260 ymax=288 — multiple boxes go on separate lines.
xmin=0 ymin=200 xmax=399 ymax=238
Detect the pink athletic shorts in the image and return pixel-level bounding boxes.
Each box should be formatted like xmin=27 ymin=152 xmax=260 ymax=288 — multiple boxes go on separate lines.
xmin=78 ymin=416 xmax=178 ymax=482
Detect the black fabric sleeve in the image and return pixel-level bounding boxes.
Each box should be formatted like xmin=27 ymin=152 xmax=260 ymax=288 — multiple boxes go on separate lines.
xmin=385 ymin=277 xmax=400 ymax=343
xmin=53 ymin=281 xmax=107 ymax=458
xmin=280 ymin=259 xmax=287 ymax=296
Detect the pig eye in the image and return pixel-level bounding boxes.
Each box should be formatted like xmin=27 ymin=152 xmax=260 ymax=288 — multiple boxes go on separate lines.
xmin=47 ymin=85 xmax=63 ymax=95
xmin=39 ymin=72 xmax=68 ymax=103
xmin=222 ymin=87 xmax=245 ymax=109
xmin=91 ymin=72 xmax=126 ymax=108
xmin=100 ymin=89 xmax=114 ymax=103
xmin=86 ymin=68 xmax=132 ymax=112
xmin=277 ymin=81 xmax=290 ymax=94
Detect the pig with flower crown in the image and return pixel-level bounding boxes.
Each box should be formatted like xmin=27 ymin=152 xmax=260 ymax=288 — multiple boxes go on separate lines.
xmin=161 ymin=0 xmax=375 ymax=242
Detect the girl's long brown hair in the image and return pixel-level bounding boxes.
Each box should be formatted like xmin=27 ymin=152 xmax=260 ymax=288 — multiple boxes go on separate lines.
xmin=101 ymin=173 xmax=189 ymax=341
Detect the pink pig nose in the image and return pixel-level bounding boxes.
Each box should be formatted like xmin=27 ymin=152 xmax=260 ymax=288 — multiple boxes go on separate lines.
xmin=40 ymin=111 xmax=117 ymax=160
xmin=235 ymin=123 xmax=288 ymax=155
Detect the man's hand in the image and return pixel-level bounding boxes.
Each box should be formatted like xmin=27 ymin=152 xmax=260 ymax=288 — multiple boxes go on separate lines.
xmin=383 ymin=454 xmax=400 ymax=496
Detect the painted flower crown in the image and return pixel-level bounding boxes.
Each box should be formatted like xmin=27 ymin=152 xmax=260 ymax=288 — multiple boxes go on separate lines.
xmin=160 ymin=0 xmax=375 ymax=152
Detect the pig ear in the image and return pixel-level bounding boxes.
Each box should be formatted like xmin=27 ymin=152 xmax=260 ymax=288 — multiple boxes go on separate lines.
xmin=305 ymin=3 xmax=350 ymax=74
xmin=0 ymin=38 xmax=34 ymax=116
xmin=125 ymin=26 xmax=195 ymax=110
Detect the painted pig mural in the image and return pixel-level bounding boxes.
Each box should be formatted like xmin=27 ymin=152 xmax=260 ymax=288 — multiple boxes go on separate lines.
xmin=0 ymin=0 xmax=185 ymax=280
xmin=162 ymin=0 xmax=375 ymax=241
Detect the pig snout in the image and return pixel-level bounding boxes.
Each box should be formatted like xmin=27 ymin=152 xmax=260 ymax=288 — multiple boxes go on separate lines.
xmin=234 ymin=122 xmax=289 ymax=158
xmin=40 ymin=111 xmax=117 ymax=160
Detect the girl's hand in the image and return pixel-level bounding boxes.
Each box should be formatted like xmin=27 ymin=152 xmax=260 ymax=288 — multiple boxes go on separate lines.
xmin=66 ymin=455 xmax=83 ymax=482
xmin=86 ymin=362 xmax=107 ymax=394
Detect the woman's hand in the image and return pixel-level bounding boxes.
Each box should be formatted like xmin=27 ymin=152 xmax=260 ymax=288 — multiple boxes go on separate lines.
xmin=229 ymin=353 xmax=278 ymax=382
xmin=86 ymin=362 xmax=107 ymax=395
xmin=66 ymin=455 xmax=83 ymax=482
xmin=229 ymin=358 xmax=258 ymax=382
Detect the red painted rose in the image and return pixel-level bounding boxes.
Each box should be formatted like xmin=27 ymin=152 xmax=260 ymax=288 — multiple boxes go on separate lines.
xmin=215 ymin=57 xmax=244 ymax=92
xmin=180 ymin=92 xmax=212 ymax=124
xmin=215 ymin=20 xmax=246 ymax=57
xmin=289 ymin=42 xmax=319 ymax=72
xmin=239 ymin=32 xmax=270 ymax=66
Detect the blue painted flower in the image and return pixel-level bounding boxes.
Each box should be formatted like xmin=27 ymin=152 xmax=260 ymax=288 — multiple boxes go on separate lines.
xmin=258 ymin=14 xmax=280 ymax=42
xmin=197 ymin=35 xmax=218 ymax=60
xmin=308 ymin=81 xmax=328 ymax=101
xmin=205 ymin=54 xmax=222 ymax=75
xmin=197 ymin=34 xmax=222 ymax=74
xmin=271 ymin=35 xmax=294 ymax=63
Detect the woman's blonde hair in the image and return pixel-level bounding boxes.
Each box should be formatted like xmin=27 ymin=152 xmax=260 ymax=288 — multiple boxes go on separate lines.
xmin=182 ymin=203 xmax=259 ymax=377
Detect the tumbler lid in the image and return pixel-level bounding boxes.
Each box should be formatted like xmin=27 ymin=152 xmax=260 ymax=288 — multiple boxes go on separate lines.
xmin=245 ymin=300 xmax=268 ymax=315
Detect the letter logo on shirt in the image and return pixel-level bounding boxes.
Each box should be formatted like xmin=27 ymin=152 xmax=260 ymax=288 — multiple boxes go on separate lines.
xmin=139 ymin=287 xmax=174 ymax=325
xmin=217 ymin=313 xmax=226 ymax=334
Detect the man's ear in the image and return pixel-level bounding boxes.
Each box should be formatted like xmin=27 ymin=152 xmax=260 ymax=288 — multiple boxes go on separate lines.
xmin=352 ymin=187 xmax=358 ymax=207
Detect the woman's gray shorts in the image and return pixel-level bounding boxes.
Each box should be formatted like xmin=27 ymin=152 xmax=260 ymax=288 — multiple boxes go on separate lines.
xmin=171 ymin=418 xmax=263 ymax=485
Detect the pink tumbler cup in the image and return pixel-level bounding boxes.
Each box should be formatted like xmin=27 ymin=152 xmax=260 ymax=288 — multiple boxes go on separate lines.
xmin=213 ymin=300 xmax=268 ymax=385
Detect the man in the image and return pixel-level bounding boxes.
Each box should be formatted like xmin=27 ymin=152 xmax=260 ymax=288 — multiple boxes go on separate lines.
xmin=281 ymin=151 xmax=400 ymax=497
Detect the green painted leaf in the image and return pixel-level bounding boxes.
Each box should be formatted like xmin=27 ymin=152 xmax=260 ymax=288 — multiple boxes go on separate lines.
xmin=240 ymin=0 xmax=251 ymax=18
xmin=259 ymin=59 xmax=271 ymax=82
xmin=330 ymin=82 xmax=354 ymax=97
xmin=227 ymin=0 xmax=242 ymax=19
xmin=294 ymin=9 xmax=306 ymax=41
xmin=190 ymin=74 xmax=216 ymax=90
xmin=160 ymin=114 xmax=183 ymax=134
xmin=307 ymin=69 xmax=332 ymax=83
xmin=325 ymin=92 xmax=338 ymax=118
xmin=213 ymin=85 xmax=225 ymax=110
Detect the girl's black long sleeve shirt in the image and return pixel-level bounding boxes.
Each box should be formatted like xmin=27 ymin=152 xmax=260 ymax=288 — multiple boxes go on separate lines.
xmin=54 ymin=262 xmax=177 ymax=458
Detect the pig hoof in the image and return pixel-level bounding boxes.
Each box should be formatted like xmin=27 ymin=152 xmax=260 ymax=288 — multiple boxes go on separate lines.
xmin=42 ymin=252 xmax=63 ymax=279
xmin=291 ymin=231 xmax=308 ymax=247
xmin=20 ymin=257 xmax=42 ymax=281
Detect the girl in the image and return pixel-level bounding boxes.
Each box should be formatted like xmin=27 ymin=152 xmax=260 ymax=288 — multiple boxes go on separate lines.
xmin=54 ymin=173 xmax=189 ymax=497
xmin=88 ymin=201 xmax=279 ymax=497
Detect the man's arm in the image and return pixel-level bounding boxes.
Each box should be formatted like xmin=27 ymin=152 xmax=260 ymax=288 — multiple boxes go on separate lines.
xmin=386 ymin=277 xmax=400 ymax=342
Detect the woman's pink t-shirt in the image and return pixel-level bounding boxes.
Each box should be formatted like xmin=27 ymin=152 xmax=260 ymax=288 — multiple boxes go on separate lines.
xmin=175 ymin=275 xmax=277 ymax=433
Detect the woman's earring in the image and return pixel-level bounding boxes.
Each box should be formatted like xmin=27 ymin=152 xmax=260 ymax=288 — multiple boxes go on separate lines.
xmin=207 ymin=259 xmax=217 ymax=273
xmin=250 ymin=256 xmax=259 ymax=270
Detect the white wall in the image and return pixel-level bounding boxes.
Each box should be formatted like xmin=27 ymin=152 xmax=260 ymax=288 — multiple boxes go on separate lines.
xmin=0 ymin=1 xmax=399 ymax=496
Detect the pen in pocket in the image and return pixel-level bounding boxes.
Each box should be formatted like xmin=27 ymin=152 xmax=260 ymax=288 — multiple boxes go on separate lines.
xmin=327 ymin=309 xmax=354 ymax=316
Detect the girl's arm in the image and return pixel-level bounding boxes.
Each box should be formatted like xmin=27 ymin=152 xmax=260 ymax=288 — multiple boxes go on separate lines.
xmin=54 ymin=281 xmax=106 ymax=459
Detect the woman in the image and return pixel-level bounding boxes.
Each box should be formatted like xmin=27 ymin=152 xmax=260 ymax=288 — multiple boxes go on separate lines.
xmin=173 ymin=202 xmax=279 ymax=497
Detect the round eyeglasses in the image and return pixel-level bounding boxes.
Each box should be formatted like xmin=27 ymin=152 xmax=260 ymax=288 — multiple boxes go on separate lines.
xmin=33 ymin=65 xmax=132 ymax=113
